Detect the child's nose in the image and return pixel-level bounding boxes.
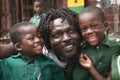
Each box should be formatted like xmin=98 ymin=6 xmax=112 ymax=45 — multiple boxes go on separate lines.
xmin=35 ymin=37 xmax=42 ymax=43
xmin=86 ymin=28 xmax=94 ymax=34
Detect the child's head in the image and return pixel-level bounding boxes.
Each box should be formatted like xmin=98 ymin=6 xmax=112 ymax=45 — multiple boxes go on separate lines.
xmin=78 ymin=6 xmax=108 ymax=46
xmin=10 ymin=21 xmax=44 ymax=59
xmin=33 ymin=0 xmax=44 ymax=15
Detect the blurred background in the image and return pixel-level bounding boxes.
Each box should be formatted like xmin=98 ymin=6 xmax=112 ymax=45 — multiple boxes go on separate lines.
xmin=0 ymin=0 xmax=120 ymax=43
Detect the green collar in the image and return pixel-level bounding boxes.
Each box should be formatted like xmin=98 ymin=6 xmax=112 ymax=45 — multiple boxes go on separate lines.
xmin=82 ymin=35 xmax=111 ymax=48
xmin=12 ymin=52 xmax=22 ymax=58
xmin=12 ymin=52 xmax=44 ymax=63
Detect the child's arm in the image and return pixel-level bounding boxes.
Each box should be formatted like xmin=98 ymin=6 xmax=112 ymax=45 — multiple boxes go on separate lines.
xmin=79 ymin=54 xmax=111 ymax=80
xmin=0 ymin=43 xmax=17 ymax=59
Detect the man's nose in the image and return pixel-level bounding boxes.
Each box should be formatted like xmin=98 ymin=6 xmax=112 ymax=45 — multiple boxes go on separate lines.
xmin=62 ymin=33 xmax=71 ymax=41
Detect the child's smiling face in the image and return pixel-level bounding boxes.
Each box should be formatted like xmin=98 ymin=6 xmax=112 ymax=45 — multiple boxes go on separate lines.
xmin=78 ymin=11 xmax=106 ymax=46
xmin=16 ymin=25 xmax=44 ymax=58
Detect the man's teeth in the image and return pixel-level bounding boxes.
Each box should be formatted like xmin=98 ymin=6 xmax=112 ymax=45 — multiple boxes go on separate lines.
xmin=65 ymin=45 xmax=73 ymax=50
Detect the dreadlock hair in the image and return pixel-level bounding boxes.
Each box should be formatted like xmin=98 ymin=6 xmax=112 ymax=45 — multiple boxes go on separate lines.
xmin=78 ymin=6 xmax=105 ymax=23
xmin=38 ymin=8 xmax=82 ymax=50
xmin=10 ymin=21 xmax=35 ymax=45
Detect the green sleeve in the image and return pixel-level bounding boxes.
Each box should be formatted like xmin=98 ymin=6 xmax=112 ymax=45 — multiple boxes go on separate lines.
xmin=0 ymin=60 xmax=2 ymax=79
xmin=73 ymin=64 xmax=90 ymax=80
xmin=112 ymin=54 xmax=120 ymax=80
xmin=41 ymin=66 xmax=52 ymax=80
xmin=41 ymin=63 xmax=64 ymax=80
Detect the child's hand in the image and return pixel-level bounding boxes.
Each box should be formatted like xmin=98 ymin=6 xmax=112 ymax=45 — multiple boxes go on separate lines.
xmin=79 ymin=54 xmax=93 ymax=69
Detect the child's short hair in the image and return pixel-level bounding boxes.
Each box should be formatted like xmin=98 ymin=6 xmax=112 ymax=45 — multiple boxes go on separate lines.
xmin=10 ymin=21 xmax=35 ymax=45
xmin=79 ymin=6 xmax=105 ymax=23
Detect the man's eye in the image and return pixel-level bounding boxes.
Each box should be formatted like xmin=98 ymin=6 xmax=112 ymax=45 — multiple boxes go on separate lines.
xmin=53 ymin=34 xmax=61 ymax=38
xmin=28 ymin=37 xmax=34 ymax=40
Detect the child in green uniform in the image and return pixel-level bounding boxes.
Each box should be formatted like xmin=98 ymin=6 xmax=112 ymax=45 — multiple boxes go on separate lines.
xmin=73 ymin=6 xmax=120 ymax=80
xmin=0 ymin=22 xmax=64 ymax=80
xmin=30 ymin=0 xmax=45 ymax=27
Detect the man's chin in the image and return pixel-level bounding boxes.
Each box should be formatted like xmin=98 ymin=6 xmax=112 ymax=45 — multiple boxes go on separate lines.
xmin=65 ymin=52 xmax=76 ymax=58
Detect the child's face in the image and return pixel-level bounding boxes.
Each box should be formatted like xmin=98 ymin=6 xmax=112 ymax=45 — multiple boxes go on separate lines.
xmin=33 ymin=1 xmax=44 ymax=15
xmin=49 ymin=18 xmax=81 ymax=61
xmin=78 ymin=12 xmax=106 ymax=46
xmin=17 ymin=25 xmax=44 ymax=58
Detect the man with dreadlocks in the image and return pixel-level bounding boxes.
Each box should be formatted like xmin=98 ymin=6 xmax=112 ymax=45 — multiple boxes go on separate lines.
xmin=38 ymin=8 xmax=82 ymax=80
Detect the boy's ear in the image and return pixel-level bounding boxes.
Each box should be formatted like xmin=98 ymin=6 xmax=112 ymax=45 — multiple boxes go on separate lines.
xmin=14 ymin=43 xmax=22 ymax=51
xmin=104 ymin=21 xmax=110 ymax=34
xmin=104 ymin=21 xmax=108 ymax=27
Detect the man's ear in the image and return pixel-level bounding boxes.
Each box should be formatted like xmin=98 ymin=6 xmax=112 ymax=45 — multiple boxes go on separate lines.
xmin=14 ymin=43 xmax=22 ymax=51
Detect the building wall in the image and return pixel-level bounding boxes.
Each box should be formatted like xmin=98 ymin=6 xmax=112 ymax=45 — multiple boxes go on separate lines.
xmin=0 ymin=0 xmax=120 ymax=43
xmin=0 ymin=0 xmax=12 ymax=43
xmin=0 ymin=0 xmax=59 ymax=43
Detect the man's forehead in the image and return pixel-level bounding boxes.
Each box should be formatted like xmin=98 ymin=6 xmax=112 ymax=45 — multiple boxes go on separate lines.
xmin=51 ymin=18 xmax=68 ymax=26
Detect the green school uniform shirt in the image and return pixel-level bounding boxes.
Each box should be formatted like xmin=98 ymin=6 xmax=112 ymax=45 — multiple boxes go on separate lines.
xmin=29 ymin=13 xmax=45 ymax=27
xmin=0 ymin=53 xmax=65 ymax=80
xmin=72 ymin=36 xmax=120 ymax=80
xmin=112 ymin=54 xmax=120 ymax=80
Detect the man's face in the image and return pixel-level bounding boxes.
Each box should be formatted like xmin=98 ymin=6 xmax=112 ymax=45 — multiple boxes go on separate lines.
xmin=49 ymin=18 xmax=81 ymax=61
xmin=78 ymin=12 xmax=105 ymax=46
